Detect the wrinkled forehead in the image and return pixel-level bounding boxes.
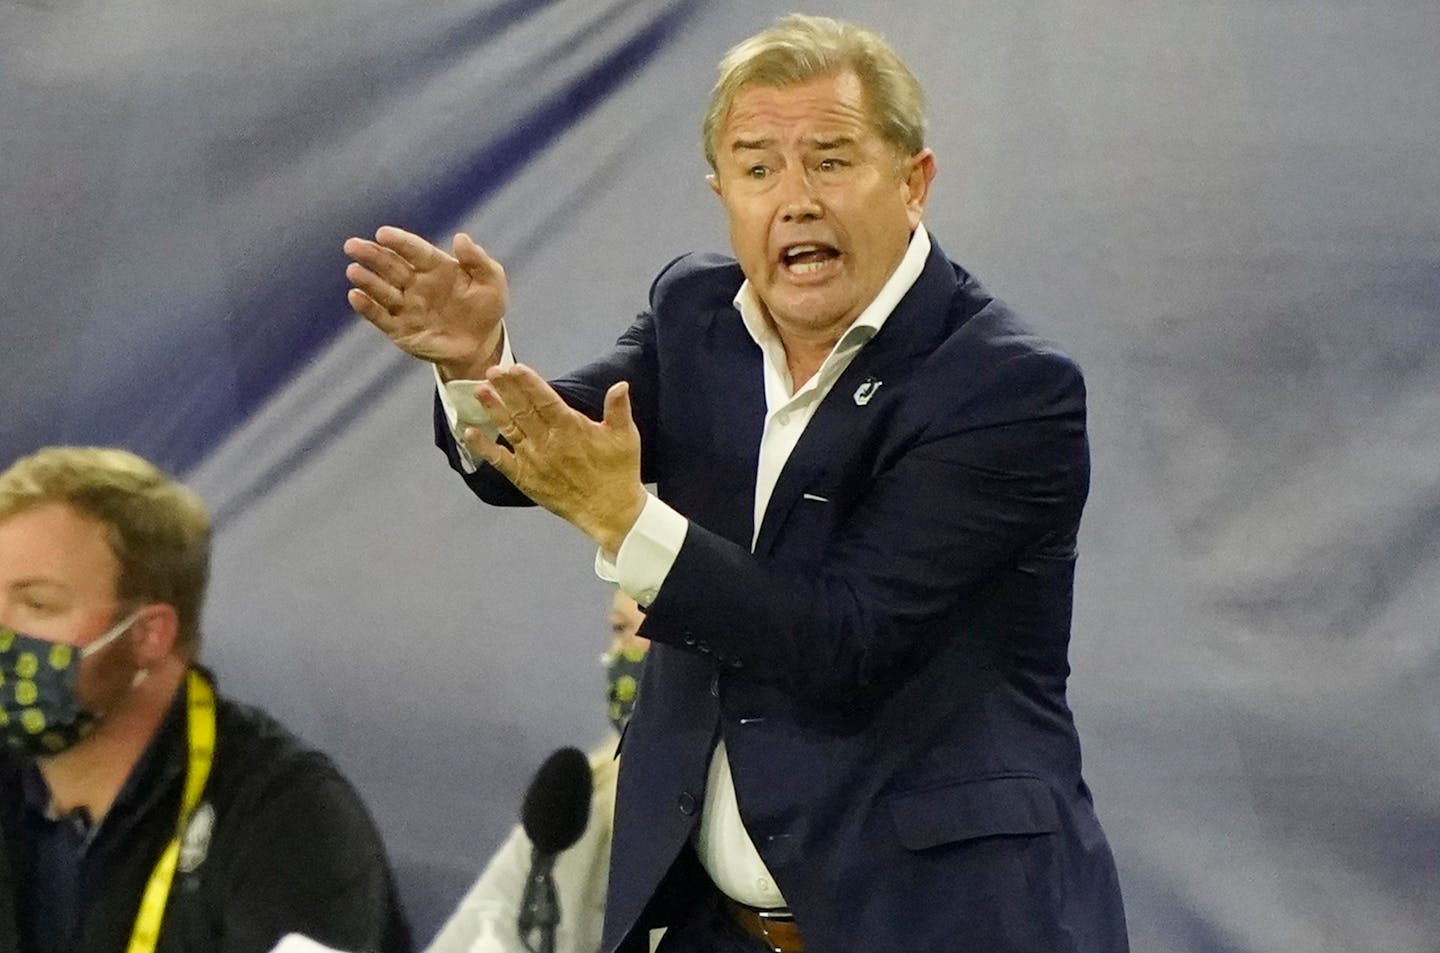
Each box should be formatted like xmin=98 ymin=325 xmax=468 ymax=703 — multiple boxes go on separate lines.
xmin=724 ymin=74 xmax=871 ymax=142
xmin=708 ymin=65 xmax=899 ymax=165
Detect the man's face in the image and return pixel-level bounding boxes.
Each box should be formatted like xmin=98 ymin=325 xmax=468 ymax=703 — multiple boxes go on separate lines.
xmin=708 ymin=70 xmax=935 ymax=342
xmin=0 ymin=502 xmax=135 ymax=705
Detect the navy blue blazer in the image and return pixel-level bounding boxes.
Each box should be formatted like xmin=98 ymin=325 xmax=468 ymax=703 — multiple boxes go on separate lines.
xmin=437 ymin=238 xmax=1128 ymax=953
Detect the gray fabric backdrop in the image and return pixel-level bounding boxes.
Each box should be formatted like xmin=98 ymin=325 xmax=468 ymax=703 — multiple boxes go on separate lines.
xmin=3 ymin=0 xmax=1437 ymax=948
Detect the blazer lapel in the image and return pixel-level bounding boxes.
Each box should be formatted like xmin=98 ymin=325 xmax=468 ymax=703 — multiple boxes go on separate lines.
xmin=753 ymin=243 xmax=962 ymax=556
xmin=682 ymin=303 xmax=768 ymax=548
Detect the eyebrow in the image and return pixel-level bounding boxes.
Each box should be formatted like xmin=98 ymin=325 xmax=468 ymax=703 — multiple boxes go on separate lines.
xmin=730 ymin=138 xmax=773 ymax=153
xmin=9 ymin=578 xmax=68 ymax=594
xmin=728 ymin=136 xmax=856 ymax=153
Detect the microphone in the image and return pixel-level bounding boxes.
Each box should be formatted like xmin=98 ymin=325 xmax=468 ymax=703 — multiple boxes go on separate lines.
xmin=517 ymin=746 xmax=593 ymax=953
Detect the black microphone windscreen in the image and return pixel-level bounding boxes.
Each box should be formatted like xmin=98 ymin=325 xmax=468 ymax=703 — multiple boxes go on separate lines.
xmin=520 ymin=746 xmax=593 ymax=855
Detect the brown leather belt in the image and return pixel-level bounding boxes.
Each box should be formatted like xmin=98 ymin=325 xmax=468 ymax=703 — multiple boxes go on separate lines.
xmin=723 ymin=898 xmax=804 ymax=952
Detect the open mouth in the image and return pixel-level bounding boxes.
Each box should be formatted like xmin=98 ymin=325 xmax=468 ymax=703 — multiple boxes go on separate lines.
xmin=780 ymin=243 xmax=841 ymax=275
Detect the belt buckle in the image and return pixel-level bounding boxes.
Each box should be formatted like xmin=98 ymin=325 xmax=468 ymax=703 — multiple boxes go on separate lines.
xmin=754 ymin=908 xmax=795 ymax=953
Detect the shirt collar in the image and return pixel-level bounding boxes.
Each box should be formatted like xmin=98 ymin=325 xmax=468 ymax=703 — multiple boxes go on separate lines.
xmin=732 ymin=222 xmax=932 ymax=360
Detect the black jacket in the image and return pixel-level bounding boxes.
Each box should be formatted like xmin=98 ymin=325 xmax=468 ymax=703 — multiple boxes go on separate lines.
xmin=0 ymin=669 xmax=412 ymax=953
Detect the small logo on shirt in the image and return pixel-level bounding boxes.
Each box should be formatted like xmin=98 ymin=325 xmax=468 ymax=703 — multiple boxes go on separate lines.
xmin=179 ymin=802 xmax=215 ymax=873
xmin=853 ymin=378 xmax=883 ymax=406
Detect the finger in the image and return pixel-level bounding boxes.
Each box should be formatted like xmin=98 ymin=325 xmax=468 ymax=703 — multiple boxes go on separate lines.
xmin=375 ymin=225 xmax=451 ymax=271
xmin=347 ymin=288 xmax=395 ymax=326
xmin=474 ymin=381 xmax=521 ymax=442
xmin=344 ymin=262 xmax=404 ymax=313
xmin=463 ymin=426 xmax=519 ymax=476
xmin=489 ymin=364 xmax=571 ymax=426
xmin=343 ymin=237 xmax=414 ymax=288
xmin=453 ymin=233 xmax=505 ymax=283
xmin=481 ymin=370 xmax=542 ymax=443
xmin=602 ymin=381 xmax=635 ymax=434
xmin=495 ymin=421 xmax=526 ymax=447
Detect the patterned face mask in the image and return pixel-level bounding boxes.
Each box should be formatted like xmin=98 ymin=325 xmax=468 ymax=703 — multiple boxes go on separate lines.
xmin=0 ymin=609 xmax=141 ymax=757
xmin=604 ymin=646 xmax=648 ymax=734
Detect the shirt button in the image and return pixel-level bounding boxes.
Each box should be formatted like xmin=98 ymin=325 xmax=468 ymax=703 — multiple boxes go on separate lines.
xmin=775 ymin=410 xmax=791 ymax=427
xmin=678 ymin=792 xmax=697 ymax=816
xmin=757 ymin=878 xmax=771 ymax=894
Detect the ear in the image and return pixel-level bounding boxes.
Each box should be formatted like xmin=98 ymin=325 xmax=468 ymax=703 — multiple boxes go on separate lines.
xmin=128 ymin=603 xmax=181 ymax=666
xmin=706 ymin=172 xmax=722 ymax=198
xmin=902 ymin=149 xmax=937 ymax=228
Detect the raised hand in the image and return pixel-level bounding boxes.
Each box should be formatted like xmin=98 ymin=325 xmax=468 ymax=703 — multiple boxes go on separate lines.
xmin=465 ymin=364 xmax=648 ymax=555
xmin=343 ymin=227 xmax=509 ymax=380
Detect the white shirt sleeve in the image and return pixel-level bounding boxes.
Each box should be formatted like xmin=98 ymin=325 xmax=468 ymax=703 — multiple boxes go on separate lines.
xmin=420 ymin=824 xmax=534 ymax=953
xmin=593 ymin=493 xmax=688 ymax=608
xmin=433 ymin=328 xmax=515 ymax=473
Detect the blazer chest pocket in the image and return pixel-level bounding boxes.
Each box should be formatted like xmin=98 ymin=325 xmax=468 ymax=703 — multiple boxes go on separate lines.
xmin=888 ymin=774 xmax=1059 ymax=851
xmin=763 ymin=486 xmax=844 ymax=559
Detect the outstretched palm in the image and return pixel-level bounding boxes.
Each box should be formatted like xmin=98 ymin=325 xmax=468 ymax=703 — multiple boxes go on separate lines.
xmin=343 ymin=227 xmax=508 ymax=378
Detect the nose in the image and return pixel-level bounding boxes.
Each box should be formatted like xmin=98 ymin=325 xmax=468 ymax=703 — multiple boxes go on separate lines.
xmin=778 ymin=167 xmax=822 ymax=223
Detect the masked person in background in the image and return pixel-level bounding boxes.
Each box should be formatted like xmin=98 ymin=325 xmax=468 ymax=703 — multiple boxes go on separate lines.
xmin=0 ymin=446 xmax=412 ymax=953
xmin=425 ymin=590 xmax=650 ymax=953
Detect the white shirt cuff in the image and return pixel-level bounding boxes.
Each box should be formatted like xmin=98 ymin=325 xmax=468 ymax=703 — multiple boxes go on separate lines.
xmin=433 ymin=329 xmax=514 ymax=473
xmin=593 ymin=493 xmax=687 ymax=607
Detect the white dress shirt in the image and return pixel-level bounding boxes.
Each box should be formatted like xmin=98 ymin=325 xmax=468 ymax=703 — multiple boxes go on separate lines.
xmin=439 ymin=225 xmax=933 ymax=909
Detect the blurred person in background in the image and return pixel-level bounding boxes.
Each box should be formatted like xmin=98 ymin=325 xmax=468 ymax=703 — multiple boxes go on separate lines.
xmin=425 ymin=590 xmax=650 ymax=953
xmin=0 ymin=446 xmax=411 ymax=953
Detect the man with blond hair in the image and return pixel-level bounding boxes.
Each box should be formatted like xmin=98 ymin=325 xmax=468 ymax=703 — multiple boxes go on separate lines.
xmin=0 ymin=447 xmax=411 ymax=953
xmin=347 ymin=13 xmax=1127 ymax=953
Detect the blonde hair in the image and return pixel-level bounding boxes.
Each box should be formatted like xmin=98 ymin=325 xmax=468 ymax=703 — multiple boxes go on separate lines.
xmin=702 ymin=13 xmax=927 ymax=171
xmin=0 ymin=447 xmax=211 ymax=655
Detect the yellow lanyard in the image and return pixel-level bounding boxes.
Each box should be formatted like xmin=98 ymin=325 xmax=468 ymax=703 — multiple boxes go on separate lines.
xmin=125 ymin=670 xmax=217 ymax=953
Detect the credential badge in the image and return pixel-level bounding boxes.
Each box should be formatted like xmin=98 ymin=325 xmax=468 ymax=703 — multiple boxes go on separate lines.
xmin=179 ymin=802 xmax=216 ymax=873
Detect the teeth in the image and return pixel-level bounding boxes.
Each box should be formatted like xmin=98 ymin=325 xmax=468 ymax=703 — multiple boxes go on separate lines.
xmin=781 ymin=243 xmax=837 ymax=274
